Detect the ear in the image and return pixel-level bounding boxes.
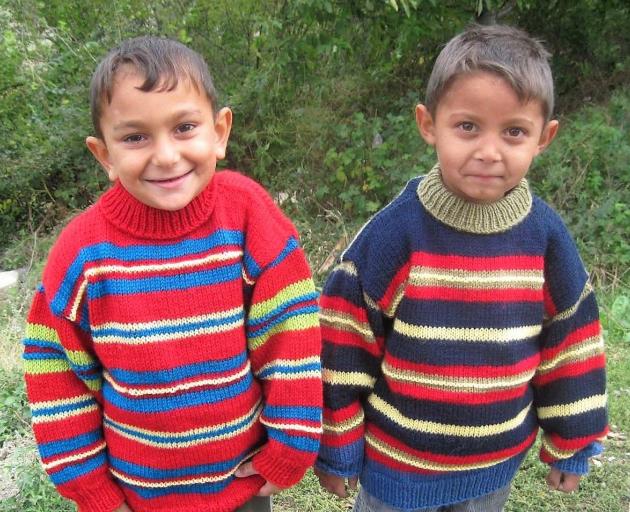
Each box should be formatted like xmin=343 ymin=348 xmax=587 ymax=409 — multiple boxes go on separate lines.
xmin=415 ymin=104 xmax=436 ymax=146
xmin=86 ymin=136 xmax=117 ymax=182
xmin=535 ymin=119 xmax=559 ymax=155
xmin=213 ymin=107 xmax=233 ymax=160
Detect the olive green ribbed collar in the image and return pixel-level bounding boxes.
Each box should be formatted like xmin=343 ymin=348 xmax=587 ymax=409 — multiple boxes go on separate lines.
xmin=417 ymin=165 xmax=532 ymax=234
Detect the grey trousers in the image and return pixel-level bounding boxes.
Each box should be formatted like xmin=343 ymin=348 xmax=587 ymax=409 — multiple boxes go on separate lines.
xmin=235 ymin=495 xmax=272 ymax=512
xmin=353 ymin=484 xmax=511 ymax=512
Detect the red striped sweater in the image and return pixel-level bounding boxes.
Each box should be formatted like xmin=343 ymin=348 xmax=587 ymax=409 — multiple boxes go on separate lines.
xmin=316 ymin=167 xmax=608 ymax=509
xmin=23 ymin=171 xmax=322 ymax=512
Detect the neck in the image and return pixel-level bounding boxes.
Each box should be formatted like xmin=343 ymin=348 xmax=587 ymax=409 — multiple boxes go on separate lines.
xmin=417 ymin=165 xmax=532 ymax=234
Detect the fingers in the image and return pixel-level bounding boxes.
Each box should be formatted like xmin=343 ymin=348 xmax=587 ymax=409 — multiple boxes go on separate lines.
xmin=546 ymin=468 xmax=581 ymax=493
xmin=314 ymin=467 xmax=355 ymax=498
xmin=348 ymin=476 xmax=358 ymax=491
xmin=235 ymin=462 xmax=258 ymax=478
xmin=257 ymin=481 xmax=281 ymax=497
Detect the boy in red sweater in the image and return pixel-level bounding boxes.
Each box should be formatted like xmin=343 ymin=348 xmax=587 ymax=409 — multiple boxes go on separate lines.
xmin=23 ymin=36 xmax=322 ymax=512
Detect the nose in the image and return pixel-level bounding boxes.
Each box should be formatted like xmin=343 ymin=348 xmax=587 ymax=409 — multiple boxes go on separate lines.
xmin=473 ymin=134 xmax=502 ymax=162
xmin=151 ymin=136 xmax=180 ymax=168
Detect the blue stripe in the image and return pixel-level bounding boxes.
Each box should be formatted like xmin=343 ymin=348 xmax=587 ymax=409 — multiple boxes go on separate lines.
xmin=243 ymin=251 xmax=262 ymax=280
xmin=247 ymin=292 xmax=319 ymax=327
xmin=247 ymin=304 xmax=319 ymax=338
xmin=257 ymin=362 xmax=321 ymax=379
xmin=109 ymin=353 xmax=248 ymax=386
xmin=267 ymin=429 xmax=319 ymax=453
xmin=23 ymin=339 xmax=60 ymax=351
xmin=93 ymin=310 xmax=244 ymax=341
xmin=31 ymin=398 xmax=95 ymax=418
xmin=51 ymin=230 xmax=244 ymax=314
xmin=39 ymin=429 xmax=102 ymax=459
xmin=88 ymin=263 xmax=241 ymax=300
xmin=23 ymin=352 xmax=65 ymax=361
xmin=119 ymin=477 xmax=231 ymax=497
xmin=102 ymin=374 xmax=254 ymax=413
xmin=110 ymin=449 xmax=251 ymax=479
xmin=264 ymin=405 xmax=321 ymax=422
xmin=104 ymin=404 xmax=258 ymax=445
xmin=268 ymin=237 xmax=299 ymax=269
xmin=50 ymin=452 xmax=107 ymax=485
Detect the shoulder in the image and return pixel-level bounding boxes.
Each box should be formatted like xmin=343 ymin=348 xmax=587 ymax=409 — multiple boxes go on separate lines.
xmin=342 ymin=177 xmax=421 ymax=263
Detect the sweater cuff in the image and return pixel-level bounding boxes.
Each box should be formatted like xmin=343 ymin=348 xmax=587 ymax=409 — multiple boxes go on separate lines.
xmin=251 ymin=445 xmax=314 ymax=488
xmin=550 ymin=442 xmax=603 ymax=476
xmin=72 ymin=477 xmax=126 ymax=512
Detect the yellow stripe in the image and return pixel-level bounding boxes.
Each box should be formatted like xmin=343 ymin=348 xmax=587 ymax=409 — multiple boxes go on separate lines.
xmin=333 ymin=261 xmax=358 ymax=277
xmin=110 ymin=448 xmax=262 ymax=487
xmin=323 ymin=409 xmax=364 ymax=434
xmin=69 ymin=278 xmax=88 ymax=322
xmin=320 ymin=310 xmax=375 ymax=342
xmin=545 ymin=281 xmax=594 ymax=325
xmin=259 ymin=418 xmax=323 ymax=434
xmin=323 ymin=369 xmax=376 ymax=388
xmin=382 ymin=361 xmax=534 ymax=390
xmin=43 ymin=442 xmax=107 ymax=469
xmin=541 ymin=435 xmax=574 ymax=459
xmin=256 ymin=356 xmax=320 ymax=374
xmin=365 ymin=430 xmax=507 ymax=472
xmin=368 ymin=394 xmax=531 ymax=437
xmin=394 ymin=320 xmax=541 ymax=343
xmin=93 ymin=307 xmax=243 ymax=332
xmin=31 ymin=404 xmax=99 ymax=424
xmin=94 ymin=318 xmax=244 ymax=345
xmin=30 ymin=394 xmax=93 ymax=410
xmin=102 ymin=362 xmax=251 ymax=397
xmin=409 ymin=268 xmax=544 ymax=289
xmin=85 ymin=250 xmax=243 ymax=278
xmin=537 ymin=394 xmax=607 ymax=420
xmin=103 ymin=403 xmax=263 ymax=448
xmin=537 ymin=335 xmax=604 ymax=373
xmin=257 ymin=370 xmax=321 ymax=381
xmin=25 ymin=323 xmax=61 ymax=344
xmin=248 ymin=314 xmax=319 ymax=351
xmin=249 ymin=279 xmax=316 ymax=319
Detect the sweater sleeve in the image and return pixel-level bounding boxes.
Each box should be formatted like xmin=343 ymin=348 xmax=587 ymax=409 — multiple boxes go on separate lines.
xmin=315 ymin=258 xmax=388 ymax=478
xmin=241 ymin=188 xmax=322 ymax=488
xmin=23 ymin=285 xmax=125 ymax=512
xmin=533 ymin=216 xmax=608 ymax=471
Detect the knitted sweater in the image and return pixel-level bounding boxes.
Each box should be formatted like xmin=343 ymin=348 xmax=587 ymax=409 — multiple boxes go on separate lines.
xmin=316 ymin=167 xmax=608 ymax=510
xmin=23 ymin=171 xmax=322 ymax=512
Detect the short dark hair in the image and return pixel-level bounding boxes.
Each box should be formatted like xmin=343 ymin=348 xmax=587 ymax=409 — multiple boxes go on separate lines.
xmin=425 ymin=24 xmax=555 ymax=121
xmin=89 ymin=36 xmax=218 ymax=138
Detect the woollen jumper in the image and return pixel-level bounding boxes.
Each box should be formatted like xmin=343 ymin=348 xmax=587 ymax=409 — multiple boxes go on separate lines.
xmin=316 ymin=167 xmax=608 ymax=510
xmin=23 ymin=171 xmax=322 ymax=512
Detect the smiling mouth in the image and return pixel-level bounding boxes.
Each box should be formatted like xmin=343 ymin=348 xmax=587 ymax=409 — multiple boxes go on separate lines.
xmin=146 ymin=170 xmax=193 ymax=184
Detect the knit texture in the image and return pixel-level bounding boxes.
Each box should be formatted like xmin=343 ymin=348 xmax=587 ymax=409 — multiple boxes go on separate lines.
xmin=23 ymin=171 xmax=322 ymax=512
xmin=316 ymin=170 xmax=608 ymax=510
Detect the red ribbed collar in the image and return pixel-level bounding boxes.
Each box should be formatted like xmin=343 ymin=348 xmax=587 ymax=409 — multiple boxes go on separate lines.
xmin=98 ymin=179 xmax=216 ymax=239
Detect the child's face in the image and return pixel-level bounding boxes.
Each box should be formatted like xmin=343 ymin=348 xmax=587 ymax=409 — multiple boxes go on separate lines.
xmin=86 ymin=68 xmax=232 ymax=211
xmin=415 ymin=71 xmax=558 ymax=204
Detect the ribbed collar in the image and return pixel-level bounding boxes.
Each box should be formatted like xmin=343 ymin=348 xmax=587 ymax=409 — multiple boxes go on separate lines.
xmin=98 ymin=179 xmax=217 ymax=239
xmin=417 ymin=165 xmax=532 ymax=234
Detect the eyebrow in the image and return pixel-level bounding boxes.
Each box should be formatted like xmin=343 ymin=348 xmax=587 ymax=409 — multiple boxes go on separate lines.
xmin=446 ymin=112 xmax=538 ymax=127
xmin=111 ymin=108 xmax=205 ymax=132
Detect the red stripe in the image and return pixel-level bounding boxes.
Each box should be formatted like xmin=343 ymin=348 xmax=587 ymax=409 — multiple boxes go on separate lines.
xmin=411 ymin=251 xmax=544 ymax=271
xmin=385 ymin=352 xmax=540 ymax=378
xmin=407 ymin=286 xmax=542 ymax=303
xmin=539 ymin=427 xmax=609 ymax=462
xmin=324 ymin=403 xmax=362 ymax=423
xmin=533 ymin=354 xmax=606 ymax=387
xmin=321 ymin=326 xmax=383 ymax=356
xmin=366 ymin=424 xmax=538 ymax=469
xmin=541 ymin=321 xmax=601 ymax=361
xmin=543 ymin=281 xmax=557 ymax=317
xmin=388 ymin=380 xmax=529 ymax=404
xmin=322 ymin=424 xmax=364 ymax=448
xmin=321 ymin=296 xmax=369 ymax=323
xmin=379 ymin=262 xmax=410 ymax=312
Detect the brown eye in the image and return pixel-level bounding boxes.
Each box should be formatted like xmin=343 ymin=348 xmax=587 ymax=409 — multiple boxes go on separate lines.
xmin=507 ymin=127 xmax=525 ymax=137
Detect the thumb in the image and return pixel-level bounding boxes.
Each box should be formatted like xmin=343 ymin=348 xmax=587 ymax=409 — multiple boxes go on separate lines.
xmin=235 ymin=462 xmax=259 ymax=478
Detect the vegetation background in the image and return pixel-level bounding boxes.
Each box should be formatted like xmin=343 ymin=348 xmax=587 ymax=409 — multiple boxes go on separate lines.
xmin=0 ymin=0 xmax=628 ymax=510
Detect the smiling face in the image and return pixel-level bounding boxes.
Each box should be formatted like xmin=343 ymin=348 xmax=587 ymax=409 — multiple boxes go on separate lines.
xmin=416 ymin=71 xmax=558 ymax=204
xmin=86 ymin=68 xmax=232 ymax=211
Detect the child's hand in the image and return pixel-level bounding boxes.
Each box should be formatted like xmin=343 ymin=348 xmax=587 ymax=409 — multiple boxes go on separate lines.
xmin=314 ymin=467 xmax=358 ymax=498
xmin=112 ymin=502 xmax=133 ymax=512
xmin=546 ymin=467 xmax=581 ymax=493
xmin=235 ymin=461 xmax=282 ymax=496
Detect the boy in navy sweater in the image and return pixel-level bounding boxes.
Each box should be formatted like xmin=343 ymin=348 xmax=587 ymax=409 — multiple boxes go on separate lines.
xmin=315 ymin=24 xmax=607 ymax=511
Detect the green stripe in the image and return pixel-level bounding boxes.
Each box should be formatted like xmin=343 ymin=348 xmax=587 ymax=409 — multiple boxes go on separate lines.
xmin=248 ymin=313 xmax=319 ymax=351
xmin=249 ymin=279 xmax=315 ymax=320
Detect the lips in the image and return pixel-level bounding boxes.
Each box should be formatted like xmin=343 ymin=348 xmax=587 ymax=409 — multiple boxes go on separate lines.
xmin=146 ymin=169 xmax=193 ymax=185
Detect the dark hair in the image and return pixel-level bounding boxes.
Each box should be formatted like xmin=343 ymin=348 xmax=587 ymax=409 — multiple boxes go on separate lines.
xmin=425 ymin=24 xmax=554 ymax=121
xmin=89 ymin=36 xmax=218 ymax=138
